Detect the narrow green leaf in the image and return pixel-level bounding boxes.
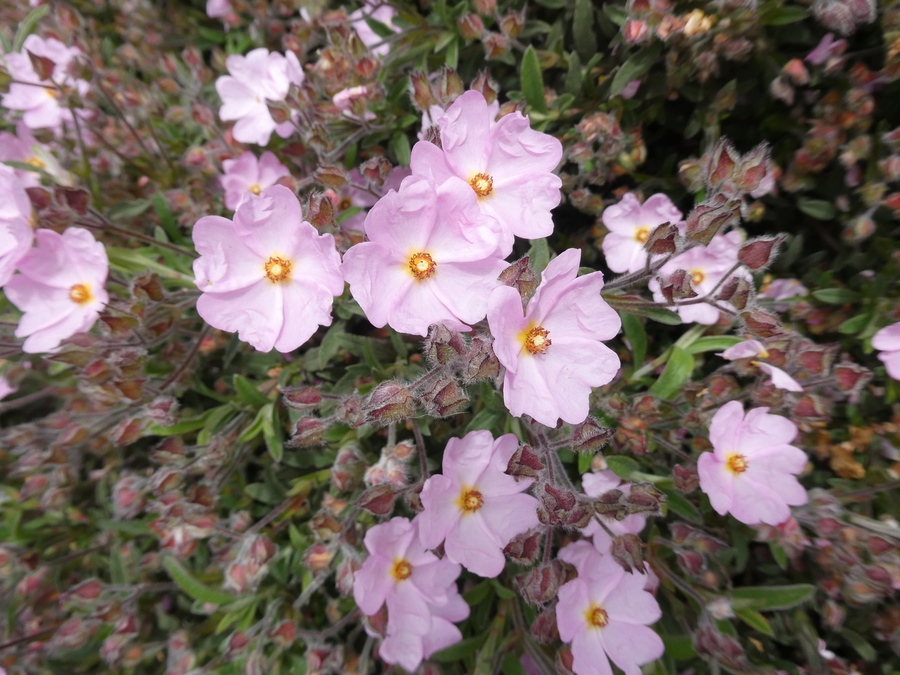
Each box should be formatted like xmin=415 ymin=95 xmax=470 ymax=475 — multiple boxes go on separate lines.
xmin=578 ymin=451 xmax=592 ymax=474
xmin=735 ymin=607 xmax=774 ymax=635
xmin=263 ymin=403 xmax=284 ymax=463
xmin=96 ymin=518 xmax=152 ymax=536
xmin=445 ymin=36 xmax=458 ymax=68
xmin=609 ymin=41 xmax=662 ymax=98
xmin=839 ymin=627 xmax=877 ymax=662
xmin=762 ymin=5 xmax=810 ymax=25
xmin=13 ymin=5 xmax=49 ymax=52
xmin=660 ymin=487 xmax=701 ymax=523
xmin=797 ymin=198 xmax=836 ymax=221
xmin=233 ymin=375 xmax=270 ymax=407
xmin=431 ymin=633 xmax=489 ymax=661
xmin=649 ymin=346 xmax=694 ymax=399
xmin=391 ymin=131 xmax=411 ymax=166
xmin=573 ymin=0 xmax=596 ymax=62
xmin=685 ymin=336 xmax=743 ymax=354
xmin=621 ymin=312 xmax=647 ymax=369
xmin=110 ymin=547 xmax=128 ymax=584
xmin=148 ymin=409 xmax=218 ymax=436
xmin=812 ymin=288 xmax=859 ymax=304
xmin=520 ymin=45 xmax=547 ymax=113
xmin=622 ymin=304 xmax=682 ymax=325
xmin=731 ymin=584 xmax=816 ymax=611
xmin=565 ymin=51 xmax=582 ymax=96
xmin=527 ymin=238 xmax=550 ymax=274
xmin=365 ymin=17 xmax=396 ymax=38
xmin=153 ymin=192 xmax=186 ymax=244
xmin=838 ymin=313 xmax=870 ymax=334
xmin=662 ymin=636 xmax=697 ymax=660
xmin=769 ymin=541 xmax=788 ymax=570
xmin=164 ymin=556 xmax=237 ymax=605
xmin=607 ymin=455 xmax=640 ymax=479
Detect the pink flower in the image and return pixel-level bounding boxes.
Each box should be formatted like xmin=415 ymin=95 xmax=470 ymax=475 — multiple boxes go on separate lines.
xmin=418 ymin=431 xmax=540 ymax=577
xmin=761 ymin=278 xmax=808 ymax=300
xmin=5 ymin=228 xmax=108 ymax=353
xmin=215 ymin=48 xmax=305 ymax=146
xmin=0 ymin=375 xmax=17 ymax=401
xmin=1 ymin=35 xmax=90 ymax=131
xmin=487 ymin=249 xmax=621 ymax=426
xmin=334 ymin=166 xmax=411 ymax=235
xmin=648 ymin=231 xmax=746 ymax=325
xmin=0 ymin=122 xmax=49 ymax=188
xmin=353 ymin=517 xmax=468 ymax=672
xmin=220 ymin=151 xmax=290 ymax=210
xmin=410 ymin=90 xmax=562 ymax=255
xmin=557 ymin=545 xmax=663 ymax=675
xmin=698 ymin=401 xmax=808 ymax=526
xmin=418 ymin=97 xmax=501 ymax=141
xmin=349 ymin=3 xmax=399 ymax=57
xmin=619 ymin=79 xmax=641 ymax=99
xmin=341 ymin=174 xmax=507 ymax=336
xmin=580 ymin=471 xmax=647 ymax=552
xmin=718 ymin=340 xmax=802 ymax=391
xmin=206 ymin=0 xmax=233 ymax=18
xmin=873 ymin=322 xmax=900 ymax=380
xmin=600 ymin=193 xmax=684 ymax=274
xmin=0 ymin=166 xmax=34 ymax=287
xmin=806 ymin=33 xmax=847 ymax=65
xmin=332 ymin=86 xmax=376 ymax=121
xmin=192 ymin=185 xmax=343 ymax=353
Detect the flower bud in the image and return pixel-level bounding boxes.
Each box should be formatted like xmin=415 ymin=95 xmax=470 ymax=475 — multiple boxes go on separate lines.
xmin=611 ymin=533 xmax=646 ymax=574
xmin=483 ymin=32 xmax=511 ymax=59
xmin=364 ymin=381 xmax=416 ymax=426
xmin=463 ymin=334 xmax=501 ymax=383
xmin=420 ymin=376 xmax=468 ymax=417
xmin=458 ymin=13 xmax=484 ymax=42
xmin=424 ymin=324 xmax=467 ymax=365
xmin=435 ymin=66 xmax=464 ymax=106
xmin=302 ymin=542 xmax=334 ymax=570
xmin=287 ymin=417 xmax=328 ymax=447
xmin=306 ymin=192 xmax=337 ymax=230
xmin=409 ymin=70 xmax=437 ymax=111
xmin=505 ymin=444 xmax=545 ymax=479
xmin=283 ymin=386 xmax=323 ymax=410
xmin=500 ymin=8 xmax=525 ymax=39
xmin=571 ymin=417 xmax=614 ymax=454
xmin=514 ymin=560 xmax=576 ymax=606
xmin=470 ymin=69 xmax=499 ymax=105
xmin=738 ymin=236 xmax=784 ymax=270
xmin=355 ymin=484 xmax=396 ymax=516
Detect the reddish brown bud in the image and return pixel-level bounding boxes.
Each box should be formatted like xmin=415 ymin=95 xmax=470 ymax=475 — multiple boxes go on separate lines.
xmin=360 ymin=156 xmax=392 ymax=186
xmin=483 ymin=32 xmax=511 ymax=59
xmin=718 ymin=276 xmax=753 ymax=309
xmin=572 ymin=417 xmax=614 ymax=454
xmin=26 ymin=186 xmax=52 ymax=210
xmin=458 ymin=13 xmax=484 ymax=42
xmin=472 ymin=0 xmax=496 ymax=15
xmin=505 ymin=444 xmax=545 ymax=479
xmin=703 ymin=139 xmax=740 ymax=189
xmin=424 ymin=324 xmax=467 ymax=366
xmin=531 ymin=607 xmax=560 ymax=644
xmin=269 ymin=621 xmax=296 ymax=647
xmin=356 ymin=484 xmax=396 ymax=516
xmin=611 ymin=533 xmax=645 ymax=574
xmin=306 ymin=192 xmax=337 ymax=230
xmin=500 ymin=8 xmax=525 ymax=39
xmin=470 ymin=69 xmax=499 ymax=105
xmin=673 ymin=464 xmax=699 ymax=493
xmin=658 ymin=269 xmax=698 ymax=304
xmin=741 ymin=308 xmax=783 ymax=338
xmin=364 ymin=381 xmax=416 ymax=426
xmin=833 ymin=362 xmax=871 ymax=394
xmin=314 ymin=164 xmax=350 ymax=189
xmin=685 ymin=194 xmax=742 ymax=245
xmin=57 ymin=186 xmax=90 ymax=215
xmin=409 ymin=70 xmax=437 ymax=111
xmin=435 ymin=66 xmax=464 ymax=106
xmin=283 ymin=386 xmax=323 ymax=410
xmin=302 ymin=542 xmax=334 ymax=570
xmin=504 ymin=529 xmax=542 ymax=564
xmin=644 ymin=222 xmax=679 ymax=255
xmin=738 ymin=236 xmax=784 ymax=270
xmin=27 ymin=51 xmax=56 ymax=81
xmin=463 ymin=334 xmax=501 ymax=383
xmin=536 ymin=484 xmax=592 ymax=528
xmin=421 ymin=376 xmax=468 ymax=417
xmin=514 ymin=560 xmax=576 ymax=606
xmin=287 ymin=417 xmax=328 ymax=447
xmin=499 ymin=257 xmax=539 ymax=304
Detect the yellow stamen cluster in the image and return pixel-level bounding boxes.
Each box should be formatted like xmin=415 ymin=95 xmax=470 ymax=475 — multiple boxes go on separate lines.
xmin=68 ymin=284 xmax=92 ymax=305
xmin=408 ymin=252 xmax=436 ymax=280
xmin=391 ymin=559 xmax=412 ymax=581
xmin=469 ymin=173 xmax=494 ymax=197
xmin=524 ymin=326 xmax=551 ymax=355
xmin=264 ymin=256 xmax=292 ymax=283
xmin=585 ymin=605 xmax=609 ymax=629
xmin=727 ymin=453 xmax=748 ymax=474
xmin=248 ymin=183 xmax=263 ymax=195
xmin=458 ymin=488 xmax=484 ymax=513
xmin=690 ymin=269 xmax=705 ymax=286
xmin=634 ymin=226 xmax=651 ymax=243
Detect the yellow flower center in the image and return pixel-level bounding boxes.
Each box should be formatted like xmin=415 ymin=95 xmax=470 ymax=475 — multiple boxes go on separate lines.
xmin=522 ymin=325 xmax=552 ymax=355
xmin=391 ymin=559 xmax=412 ymax=581
xmin=727 ymin=453 xmax=748 ymax=474
xmin=26 ymin=156 xmax=46 ymax=169
xmin=45 ymin=87 xmax=59 ymax=99
xmin=248 ymin=183 xmax=263 ymax=195
xmin=690 ymin=269 xmax=705 ymax=286
xmin=408 ymin=252 xmax=436 ymax=280
xmin=264 ymin=256 xmax=292 ymax=283
xmin=457 ymin=487 xmax=484 ymax=513
xmin=585 ymin=604 xmax=609 ymax=629
xmin=469 ymin=173 xmax=494 ymax=197
xmin=68 ymin=283 xmax=92 ymax=305
xmin=634 ymin=226 xmax=651 ymax=243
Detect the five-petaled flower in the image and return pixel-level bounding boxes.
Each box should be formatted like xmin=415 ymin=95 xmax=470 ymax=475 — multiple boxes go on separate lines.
xmin=418 ymin=430 xmax=540 ymax=577
xmin=873 ymin=322 xmax=900 ymax=381
xmin=220 ymin=151 xmax=290 ymax=210
xmin=487 ymin=248 xmax=621 ymax=427
xmin=698 ymin=401 xmax=808 ymax=526
xmin=192 ymin=185 xmax=344 ymax=353
xmin=601 ymin=193 xmax=684 ymax=274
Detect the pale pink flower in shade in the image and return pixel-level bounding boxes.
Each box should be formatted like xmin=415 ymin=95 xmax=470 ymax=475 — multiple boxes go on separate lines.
xmin=5 ymin=228 xmax=108 ymax=353
xmin=334 ymin=166 xmax=410 ymax=235
xmin=206 ymin=0 xmax=233 ymax=18
xmin=418 ymin=431 xmax=540 ymax=577
xmin=332 ymin=86 xmax=376 ymax=121
xmin=698 ymin=401 xmax=808 ymax=526
xmin=557 ymin=545 xmax=664 ymax=675
xmin=805 ymin=33 xmax=847 ymax=65
xmin=353 ymin=517 xmax=468 ymax=672
xmin=619 ymin=79 xmax=641 ymax=99
xmin=0 ymin=166 xmax=34 ymax=287
xmin=0 ymin=376 xmax=17 ymax=400
xmin=718 ymin=340 xmax=802 ymax=392
xmin=761 ymin=278 xmax=808 ymax=301
xmin=349 ymin=3 xmax=399 ymax=57
xmin=487 ymin=249 xmax=621 ymax=427
xmin=0 ymin=122 xmax=50 ymax=188
xmin=215 ymin=48 xmax=305 ymax=146
xmin=648 ymin=230 xmax=746 ymax=325
xmin=342 ymin=174 xmax=507 ymax=337
xmin=219 ymin=151 xmax=290 ymax=210
xmin=600 ymin=193 xmax=684 ymax=274
xmin=872 ymin=322 xmax=900 ymax=381
xmin=580 ymin=471 xmax=647 ymax=552
xmin=410 ymin=90 xmax=563 ymax=255
xmin=1 ymin=35 xmax=90 ymax=132
xmin=192 ymin=185 xmax=343 ymax=353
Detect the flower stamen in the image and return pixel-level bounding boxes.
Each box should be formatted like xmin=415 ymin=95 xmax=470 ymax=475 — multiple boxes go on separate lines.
xmin=248 ymin=183 xmax=263 ymax=195
xmin=408 ymin=252 xmax=436 ymax=280
xmin=264 ymin=256 xmax=292 ymax=283
xmin=457 ymin=488 xmax=484 ymax=513
xmin=727 ymin=453 xmax=748 ymax=474
xmin=68 ymin=283 xmax=92 ymax=305
xmin=585 ymin=604 xmax=609 ymax=629
xmin=391 ymin=559 xmax=412 ymax=581
xmin=690 ymin=269 xmax=705 ymax=286
xmin=524 ymin=326 xmax=552 ymax=355
xmin=634 ymin=226 xmax=651 ymax=243
xmin=469 ymin=173 xmax=494 ymax=197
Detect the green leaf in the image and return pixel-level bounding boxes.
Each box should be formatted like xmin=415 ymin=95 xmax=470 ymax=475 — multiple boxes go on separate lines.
xmin=602 ymin=4 xmax=628 ymax=26
xmin=769 ymin=541 xmax=788 ymax=570
xmin=431 ymin=633 xmax=489 ymax=661
xmin=609 ymin=41 xmax=662 ymax=98
xmin=731 ymin=584 xmax=816 ymax=611
xmin=365 ymin=17 xmax=396 ymax=38
xmin=391 ymin=131 xmax=411 ymax=166
xmin=578 ymin=451 xmax=593 ymax=474
xmin=233 ymin=375 xmax=270 ymax=407
xmin=110 ymin=546 xmax=129 ymax=584
xmin=797 ymin=198 xmax=836 ymax=221
xmin=735 ymin=607 xmax=774 ymax=635
xmin=623 ymin=304 xmax=682 ymax=325
xmin=649 ymin=346 xmax=694 ymax=400
xmin=662 ymin=636 xmax=697 ymax=660
xmin=660 ymin=487 xmax=700 ymax=523
xmin=520 ymin=45 xmax=547 ymax=113
xmin=263 ymin=403 xmax=284 ymax=463
xmin=148 ymin=408 xmax=220 ymax=436
xmin=463 ymin=579 xmax=493 ymax=605
xmin=501 ymin=653 xmax=527 ymax=675
xmin=622 ymin=312 xmax=647 ymax=369
xmin=685 ymin=336 xmax=743 ymax=354
xmin=607 ymin=455 xmax=640 ymax=479
xmin=838 ymin=312 xmax=870 ymax=334
xmin=244 ymin=482 xmax=284 ymax=505
xmin=13 ymin=5 xmax=49 ymax=52
xmin=153 ymin=192 xmax=186 ymax=244
xmin=812 ymin=288 xmax=859 ymax=304
xmin=164 ymin=556 xmax=237 ymax=605
xmin=839 ymin=627 xmax=877 ymax=662
xmin=96 ymin=518 xmax=152 ymax=536
xmin=565 ymin=51 xmax=582 ymax=96
xmin=445 ymin=37 xmax=458 ymax=68
xmin=573 ymin=0 xmax=596 ymax=62
xmin=527 ymin=238 xmax=550 ymax=274
xmin=762 ymin=5 xmax=810 ymax=24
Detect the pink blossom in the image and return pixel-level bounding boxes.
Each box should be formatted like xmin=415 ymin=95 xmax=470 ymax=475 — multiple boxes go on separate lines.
xmin=698 ymin=401 xmax=808 ymax=526
xmin=220 ymin=151 xmax=290 ymax=210
xmin=332 ymin=86 xmax=376 ymax=121
xmin=0 ymin=122 xmax=49 ymax=188
xmin=353 ymin=517 xmax=468 ymax=672
xmin=206 ymin=0 xmax=233 ymax=18
xmin=1 ymin=35 xmax=90 ymax=132
xmin=648 ymin=231 xmax=746 ymax=325
xmin=349 ymin=4 xmax=399 ymax=57
xmin=756 ymin=362 xmax=803 ymax=391
xmin=334 ymin=166 xmax=410 ymax=235
xmin=0 ymin=166 xmax=34 ymax=286
xmin=806 ymin=33 xmax=847 ymax=65
xmin=5 ymin=228 xmax=108 ymax=353
xmin=718 ymin=340 xmax=802 ymax=391
xmin=761 ymin=278 xmax=808 ymax=300
xmin=557 ymin=544 xmax=664 ymax=675
xmin=600 ymin=193 xmax=684 ymax=274
xmin=410 ymin=90 xmax=562 ymax=255
xmin=0 ymin=376 xmax=17 ymax=400
xmin=418 ymin=431 xmax=540 ymax=577
xmin=487 ymin=249 xmax=621 ymax=427
xmin=192 ymin=185 xmax=343 ymax=353
xmin=872 ymin=322 xmax=900 ymax=381
xmin=342 ymin=174 xmax=506 ymax=336
xmin=619 ymin=79 xmax=641 ymax=99
xmin=215 ymin=48 xmax=305 ymax=146
xmin=580 ymin=471 xmax=647 ymax=552
xmin=418 ymin=97 xmax=501 ymax=141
